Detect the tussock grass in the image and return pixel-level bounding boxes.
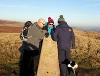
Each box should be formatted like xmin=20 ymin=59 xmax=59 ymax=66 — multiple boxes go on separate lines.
xmin=0 ymin=30 xmax=100 ymax=76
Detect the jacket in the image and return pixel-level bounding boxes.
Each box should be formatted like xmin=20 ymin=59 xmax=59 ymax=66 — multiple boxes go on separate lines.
xmin=22 ymin=22 xmax=47 ymax=50
xmin=51 ymin=22 xmax=75 ymax=49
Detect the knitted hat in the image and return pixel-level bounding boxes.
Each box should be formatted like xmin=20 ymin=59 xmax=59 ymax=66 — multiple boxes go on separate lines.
xmin=58 ymin=15 xmax=65 ymax=23
xmin=48 ymin=17 xmax=54 ymax=24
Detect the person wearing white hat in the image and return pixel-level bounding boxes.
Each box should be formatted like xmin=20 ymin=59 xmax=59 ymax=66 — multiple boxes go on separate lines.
xmin=19 ymin=18 xmax=47 ymax=76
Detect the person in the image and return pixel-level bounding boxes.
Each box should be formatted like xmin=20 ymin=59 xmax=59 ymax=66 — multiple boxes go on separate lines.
xmin=51 ymin=15 xmax=75 ymax=76
xmin=19 ymin=18 xmax=47 ymax=76
xmin=46 ymin=17 xmax=55 ymax=35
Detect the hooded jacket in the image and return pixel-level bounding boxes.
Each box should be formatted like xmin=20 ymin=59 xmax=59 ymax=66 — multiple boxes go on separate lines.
xmin=51 ymin=22 xmax=75 ymax=49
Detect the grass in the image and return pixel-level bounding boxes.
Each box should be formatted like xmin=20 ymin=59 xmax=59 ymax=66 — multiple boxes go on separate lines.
xmin=0 ymin=30 xmax=100 ymax=76
xmin=0 ymin=33 xmax=20 ymax=76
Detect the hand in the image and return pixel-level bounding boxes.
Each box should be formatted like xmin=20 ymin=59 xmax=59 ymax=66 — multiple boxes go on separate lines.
xmin=71 ymin=47 xmax=75 ymax=49
xmin=71 ymin=48 xmax=75 ymax=52
xmin=71 ymin=46 xmax=76 ymax=51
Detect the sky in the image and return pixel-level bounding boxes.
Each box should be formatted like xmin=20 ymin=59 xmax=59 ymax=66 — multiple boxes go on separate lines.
xmin=0 ymin=0 xmax=100 ymax=27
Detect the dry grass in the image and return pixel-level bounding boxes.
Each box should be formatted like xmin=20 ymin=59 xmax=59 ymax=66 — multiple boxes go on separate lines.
xmin=71 ymin=30 xmax=100 ymax=68
xmin=0 ymin=30 xmax=100 ymax=76
xmin=0 ymin=33 xmax=20 ymax=76
xmin=0 ymin=26 xmax=22 ymax=33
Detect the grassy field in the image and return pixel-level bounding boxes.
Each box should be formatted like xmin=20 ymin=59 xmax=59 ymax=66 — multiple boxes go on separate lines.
xmin=0 ymin=30 xmax=100 ymax=76
xmin=0 ymin=33 xmax=20 ymax=76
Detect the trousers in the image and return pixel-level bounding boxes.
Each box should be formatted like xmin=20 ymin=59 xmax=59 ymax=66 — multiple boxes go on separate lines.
xmin=58 ymin=48 xmax=71 ymax=76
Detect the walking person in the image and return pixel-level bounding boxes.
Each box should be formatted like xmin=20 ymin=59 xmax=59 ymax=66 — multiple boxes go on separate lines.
xmin=19 ymin=18 xmax=47 ymax=76
xmin=51 ymin=15 xmax=75 ymax=76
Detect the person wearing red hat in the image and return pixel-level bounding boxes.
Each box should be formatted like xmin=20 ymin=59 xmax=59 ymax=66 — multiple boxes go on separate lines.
xmin=47 ymin=17 xmax=55 ymax=36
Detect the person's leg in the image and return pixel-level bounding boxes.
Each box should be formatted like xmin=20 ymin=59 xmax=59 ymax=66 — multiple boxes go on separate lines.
xmin=19 ymin=54 xmax=25 ymax=76
xmin=65 ymin=48 xmax=71 ymax=76
xmin=65 ymin=48 xmax=71 ymax=60
xmin=34 ymin=54 xmax=40 ymax=74
xmin=58 ymin=49 xmax=68 ymax=76
xmin=19 ymin=49 xmax=35 ymax=76
xmin=28 ymin=54 xmax=35 ymax=76
xmin=19 ymin=50 xmax=30 ymax=76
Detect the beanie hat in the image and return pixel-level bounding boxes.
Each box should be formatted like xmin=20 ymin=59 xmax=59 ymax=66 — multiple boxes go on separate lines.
xmin=58 ymin=15 xmax=65 ymax=24
xmin=48 ymin=17 xmax=54 ymax=24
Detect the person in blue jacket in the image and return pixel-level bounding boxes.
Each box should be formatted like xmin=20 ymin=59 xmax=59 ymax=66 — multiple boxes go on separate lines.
xmin=51 ymin=15 xmax=75 ymax=76
xmin=47 ymin=17 xmax=55 ymax=35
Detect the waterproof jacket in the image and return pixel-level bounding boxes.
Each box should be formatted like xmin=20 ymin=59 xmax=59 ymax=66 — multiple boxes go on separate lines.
xmin=51 ymin=22 xmax=75 ymax=49
xmin=22 ymin=22 xmax=47 ymax=50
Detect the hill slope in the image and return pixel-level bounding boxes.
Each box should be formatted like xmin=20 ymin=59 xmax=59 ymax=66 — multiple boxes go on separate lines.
xmin=0 ymin=20 xmax=23 ymax=27
xmin=0 ymin=20 xmax=23 ymax=33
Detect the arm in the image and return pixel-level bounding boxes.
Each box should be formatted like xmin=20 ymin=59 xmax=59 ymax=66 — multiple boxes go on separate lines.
xmin=51 ymin=27 xmax=59 ymax=41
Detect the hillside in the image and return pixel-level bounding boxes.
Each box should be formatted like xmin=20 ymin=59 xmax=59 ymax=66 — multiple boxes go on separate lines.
xmin=0 ymin=31 xmax=100 ymax=76
xmin=0 ymin=20 xmax=23 ymax=27
xmin=0 ymin=20 xmax=100 ymax=76
xmin=0 ymin=20 xmax=23 ymax=33
xmin=0 ymin=26 xmax=22 ymax=33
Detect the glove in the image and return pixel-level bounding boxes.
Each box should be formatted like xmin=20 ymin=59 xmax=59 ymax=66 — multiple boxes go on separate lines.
xmin=45 ymin=33 xmax=49 ymax=38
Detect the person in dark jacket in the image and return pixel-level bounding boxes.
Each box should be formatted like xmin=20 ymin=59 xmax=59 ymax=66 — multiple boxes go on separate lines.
xmin=19 ymin=18 xmax=47 ymax=76
xmin=51 ymin=15 xmax=75 ymax=76
xmin=58 ymin=15 xmax=65 ymax=24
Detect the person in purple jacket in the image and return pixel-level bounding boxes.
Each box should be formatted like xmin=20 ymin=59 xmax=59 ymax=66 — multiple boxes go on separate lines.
xmin=51 ymin=15 xmax=75 ymax=76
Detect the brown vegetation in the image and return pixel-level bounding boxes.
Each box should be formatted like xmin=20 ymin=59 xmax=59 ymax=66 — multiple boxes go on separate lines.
xmin=0 ymin=26 xmax=22 ymax=33
xmin=0 ymin=20 xmax=23 ymax=27
xmin=0 ymin=20 xmax=23 ymax=33
xmin=0 ymin=20 xmax=100 ymax=76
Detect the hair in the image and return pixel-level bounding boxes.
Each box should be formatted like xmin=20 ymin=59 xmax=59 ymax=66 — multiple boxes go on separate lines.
xmin=24 ymin=21 xmax=32 ymax=28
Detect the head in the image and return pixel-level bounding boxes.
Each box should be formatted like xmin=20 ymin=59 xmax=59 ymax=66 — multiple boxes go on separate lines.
xmin=48 ymin=17 xmax=54 ymax=25
xmin=24 ymin=21 xmax=32 ymax=28
xmin=58 ymin=15 xmax=65 ymax=24
xmin=37 ymin=18 xmax=45 ymax=28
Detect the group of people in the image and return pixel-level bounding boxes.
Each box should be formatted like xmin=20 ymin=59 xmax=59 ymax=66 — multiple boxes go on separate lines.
xmin=19 ymin=15 xmax=75 ymax=76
